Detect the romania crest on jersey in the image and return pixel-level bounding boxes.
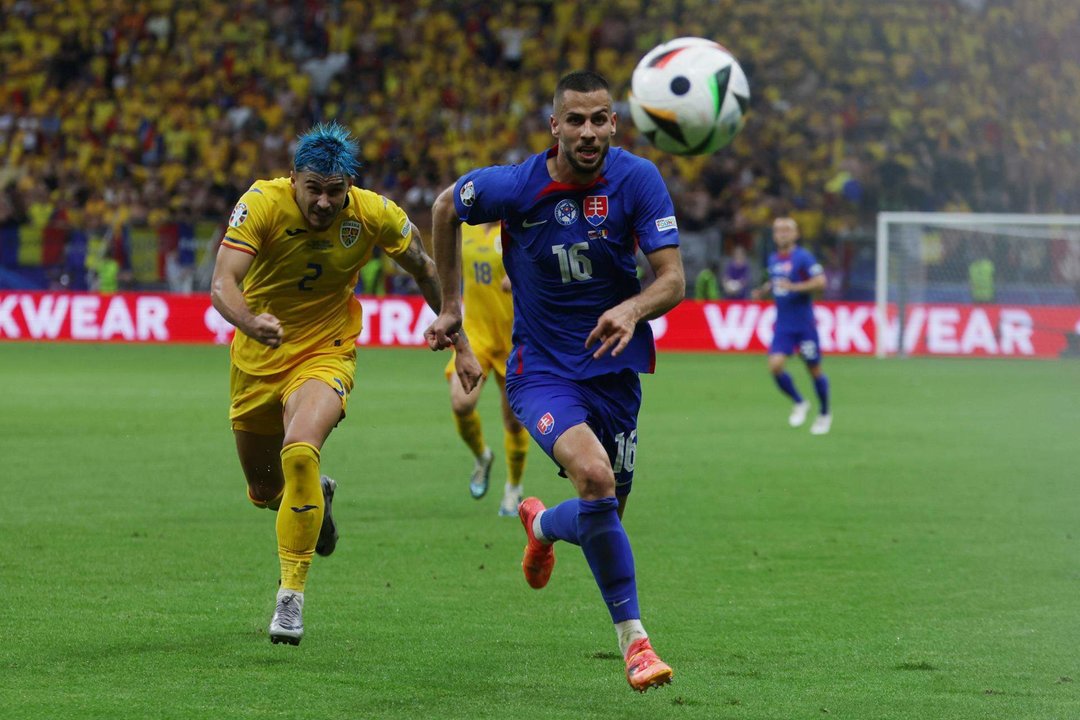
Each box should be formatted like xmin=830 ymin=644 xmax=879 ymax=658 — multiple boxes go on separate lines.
xmin=340 ymin=220 xmax=361 ymax=248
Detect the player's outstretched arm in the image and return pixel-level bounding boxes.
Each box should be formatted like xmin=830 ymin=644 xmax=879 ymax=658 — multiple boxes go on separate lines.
xmin=586 ymin=246 xmax=685 ymax=359
xmin=210 ymin=245 xmax=282 ymax=347
xmin=394 ymin=222 xmax=443 ymax=313
xmin=424 ymin=184 xmax=466 ymax=350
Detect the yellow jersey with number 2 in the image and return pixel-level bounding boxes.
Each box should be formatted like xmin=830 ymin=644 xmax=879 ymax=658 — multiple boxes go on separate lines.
xmin=222 ymin=177 xmax=412 ymax=376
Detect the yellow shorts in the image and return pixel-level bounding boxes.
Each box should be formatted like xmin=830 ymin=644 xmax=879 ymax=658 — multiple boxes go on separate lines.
xmin=230 ymin=351 xmax=357 ymax=435
xmin=444 ymin=345 xmax=509 ymax=381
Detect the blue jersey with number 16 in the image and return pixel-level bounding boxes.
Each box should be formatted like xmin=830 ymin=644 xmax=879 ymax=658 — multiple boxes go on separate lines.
xmin=452 ymin=146 xmax=679 ymax=380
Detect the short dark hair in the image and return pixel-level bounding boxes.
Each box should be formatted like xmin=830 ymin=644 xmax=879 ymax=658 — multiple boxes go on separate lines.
xmin=554 ymin=70 xmax=610 ymax=109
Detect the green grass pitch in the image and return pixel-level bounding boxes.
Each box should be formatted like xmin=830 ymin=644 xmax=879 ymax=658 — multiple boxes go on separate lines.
xmin=1 ymin=343 xmax=1077 ymax=719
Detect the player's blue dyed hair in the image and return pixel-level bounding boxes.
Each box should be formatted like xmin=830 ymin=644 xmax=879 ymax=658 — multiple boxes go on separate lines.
xmin=293 ymin=121 xmax=361 ymax=177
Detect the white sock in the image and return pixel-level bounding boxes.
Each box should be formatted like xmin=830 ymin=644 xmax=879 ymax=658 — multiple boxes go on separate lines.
xmin=532 ymin=510 xmax=550 ymax=544
xmin=615 ymin=619 xmax=647 ymax=657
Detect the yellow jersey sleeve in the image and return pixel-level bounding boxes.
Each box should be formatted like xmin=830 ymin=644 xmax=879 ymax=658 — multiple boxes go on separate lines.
xmin=373 ymin=195 xmax=413 ymax=258
xmin=221 ymin=184 xmax=277 ymax=257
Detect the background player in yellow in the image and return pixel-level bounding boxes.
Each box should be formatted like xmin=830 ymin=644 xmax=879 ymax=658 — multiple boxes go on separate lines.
xmin=444 ymin=221 xmax=530 ymax=516
xmin=211 ymin=122 xmax=481 ymax=646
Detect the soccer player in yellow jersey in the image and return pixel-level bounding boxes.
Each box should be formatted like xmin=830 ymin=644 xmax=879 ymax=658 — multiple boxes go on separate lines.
xmin=211 ymin=122 xmax=480 ymax=646
xmin=445 ymin=221 xmax=530 ymax=516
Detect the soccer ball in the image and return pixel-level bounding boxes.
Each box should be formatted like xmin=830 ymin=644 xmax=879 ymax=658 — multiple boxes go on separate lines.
xmin=628 ymin=37 xmax=750 ymax=156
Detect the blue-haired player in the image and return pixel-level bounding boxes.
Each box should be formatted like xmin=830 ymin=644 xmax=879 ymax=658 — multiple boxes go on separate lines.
xmin=212 ymin=122 xmax=481 ymax=646
xmin=425 ymin=71 xmax=684 ymax=692
xmin=754 ymin=216 xmax=832 ymax=435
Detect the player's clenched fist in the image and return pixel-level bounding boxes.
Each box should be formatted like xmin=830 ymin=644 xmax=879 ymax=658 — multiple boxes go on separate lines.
xmin=424 ymin=314 xmax=461 ymax=351
xmin=246 ymin=313 xmax=283 ymax=348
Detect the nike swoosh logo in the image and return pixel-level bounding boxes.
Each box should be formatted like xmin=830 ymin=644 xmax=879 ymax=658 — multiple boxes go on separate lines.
xmin=522 ymin=219 xmax=548 ymax=228
xmin=285 ymin=228 xmax=306 ymax=236
xmin=612 ymin=598 xmax=630 ymax=607
xmin=290 ymin=504 xmax=319 ymax=513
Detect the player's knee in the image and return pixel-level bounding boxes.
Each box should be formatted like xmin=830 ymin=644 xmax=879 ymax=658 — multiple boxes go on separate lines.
xmin=247 ymin=481 xmax=283 ymax=510
xmin=450 ymin=397 xmax=476 ymax=416
xmin=573 ymin=460 xmax=617 ymax=500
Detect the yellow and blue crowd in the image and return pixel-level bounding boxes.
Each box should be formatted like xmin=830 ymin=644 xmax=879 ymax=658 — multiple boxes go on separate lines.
xmin=0 ymin=0 xmax=1076 ymax=292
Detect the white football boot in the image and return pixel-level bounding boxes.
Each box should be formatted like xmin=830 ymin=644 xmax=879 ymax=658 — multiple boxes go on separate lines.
xmin=788 ymin=401 xmax=811 ymax=427
xmin=810 ymin=414 xmax=832 ymax=435
xmin=498 ymin=483 xmax=523 ymax=517
xmin=469 ymin=447 xmax=494 ymax=499
xmin=269 ymin=588 xmax=304 ymax=645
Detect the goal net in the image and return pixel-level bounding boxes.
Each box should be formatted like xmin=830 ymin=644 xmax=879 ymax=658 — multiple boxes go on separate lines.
xmin=875 ymin=212 xmax=1080 ymax=358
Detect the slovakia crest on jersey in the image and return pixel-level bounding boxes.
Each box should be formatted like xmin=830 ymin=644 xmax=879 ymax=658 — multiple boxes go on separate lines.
xmin=340 ymin=220 xmax=361 ymax=248
xmin=229 ymin=202 xmax=248 ymax=228
xmin=536 ymin=412 xmax=555 ymax=436
xmin=584 ymin=195 xmax=608 ymax=227
xmin=554 ymin=199 xmax=579 ymax=226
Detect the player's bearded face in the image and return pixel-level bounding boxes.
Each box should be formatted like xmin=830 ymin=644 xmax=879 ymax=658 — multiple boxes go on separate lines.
xmin=292 ymin=171 xmax=351 ymax=231
xmin=553 ymin=90 xmax=616 ymax=177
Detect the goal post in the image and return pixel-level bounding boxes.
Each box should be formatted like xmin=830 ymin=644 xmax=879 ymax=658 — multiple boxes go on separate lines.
xmin=875 ymin=212 xmax=1080 ymax=358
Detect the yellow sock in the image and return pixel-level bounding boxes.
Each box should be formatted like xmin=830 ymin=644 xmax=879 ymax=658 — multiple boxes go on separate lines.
xmin=277 ymin=442 xmax=323 ymax=592
xmin=247 ymin=486 xmax=283 ymax=511
xmin=504 ymin=427 xmax=529 ymax=487
xmin=454 ymin=409 xmax=486 ymax=458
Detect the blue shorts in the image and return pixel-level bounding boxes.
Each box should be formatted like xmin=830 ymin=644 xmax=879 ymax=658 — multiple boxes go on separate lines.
xmin=770 ymin=326 xmax=822 ymax=366
xmin=506 ymin=370 xmax=642 ymax=496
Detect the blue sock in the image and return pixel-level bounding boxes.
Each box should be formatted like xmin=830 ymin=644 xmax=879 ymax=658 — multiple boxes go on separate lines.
xmin=540 ymin=498 xmax=581 ymax=544
xmin=577 ymin=497 xmax=639 ymax=623
xmin=774 ymin=371 xmax=803 ymax=403
xmin=813 ymin=373 xmax=830 ymax=415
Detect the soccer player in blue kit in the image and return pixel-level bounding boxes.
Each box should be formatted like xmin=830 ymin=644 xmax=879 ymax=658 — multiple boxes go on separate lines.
xmin=424 ymin=70 xmax=684 ymax=692
xmin=755 ymin=216 xmax=832 ymax=435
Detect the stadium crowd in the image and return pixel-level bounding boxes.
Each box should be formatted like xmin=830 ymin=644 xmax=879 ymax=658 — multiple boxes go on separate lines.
xmin=1 ymin=0 xmax=1077 ymax=294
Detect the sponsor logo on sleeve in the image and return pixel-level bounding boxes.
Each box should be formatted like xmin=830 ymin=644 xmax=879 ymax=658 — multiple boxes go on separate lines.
xmin=400 ymin=218 xmax=411 ymax=237
xmin=459 ymin=180 xmax=475 ymax=207
xmin=655 ymin=215 xmax=678 ymax=232
xmin=228 ymin=202 xmax=248 ymax=228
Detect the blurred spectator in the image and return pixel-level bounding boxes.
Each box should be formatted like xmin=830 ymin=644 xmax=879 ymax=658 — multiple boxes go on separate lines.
xmin=722 ymin=245 xmax=752 ymax=299
xmin=694 ymin=261 xmax=721 ymax=300
xmin=969 ymin=255 xmax=995 ymax=303
xmin=359 ymin=248 xmax=386 ymax=297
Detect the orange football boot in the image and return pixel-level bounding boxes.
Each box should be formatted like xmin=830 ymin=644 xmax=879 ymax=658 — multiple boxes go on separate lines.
xmin=624 ymin=637 xmax=673 ymax=692
xmin=518 ymin=497 xmax=555 ymax=589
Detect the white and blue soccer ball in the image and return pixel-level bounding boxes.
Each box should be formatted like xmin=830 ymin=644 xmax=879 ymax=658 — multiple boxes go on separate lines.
xmin=628 ymin=37 xmax=750 ymax=156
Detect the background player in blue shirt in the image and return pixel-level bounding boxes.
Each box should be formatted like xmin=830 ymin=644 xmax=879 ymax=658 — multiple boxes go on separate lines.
xmin=424 ymin=70 xmax=684 ymax=693
xmin=754 ymin=216 xmax=832 ymax=435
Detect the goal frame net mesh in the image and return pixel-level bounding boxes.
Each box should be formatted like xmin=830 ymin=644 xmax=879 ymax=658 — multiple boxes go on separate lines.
xmin=874 ymin=212 xmax=1080 ymax=358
